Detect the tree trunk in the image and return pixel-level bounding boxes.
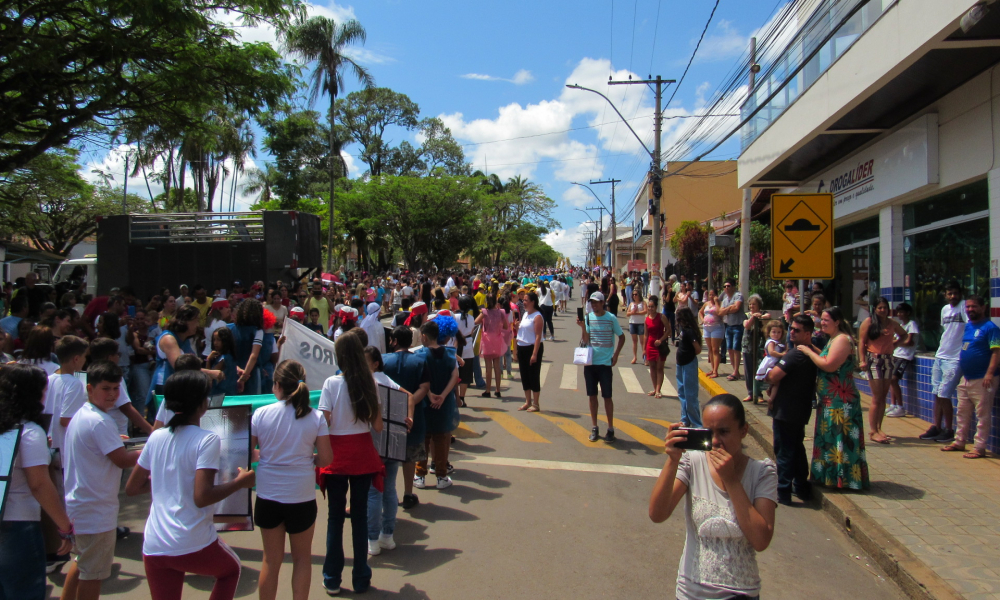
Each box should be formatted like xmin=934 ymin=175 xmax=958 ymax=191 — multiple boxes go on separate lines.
xmin=326 ymin=87 xmax=337 ymax=273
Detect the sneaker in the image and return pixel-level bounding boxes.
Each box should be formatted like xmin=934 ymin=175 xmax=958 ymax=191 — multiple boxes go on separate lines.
xmin=45 ymin=554 xmax=70 ymax=574
xmin=413 ymin=475 xmax=426 ymax=489
xmin=605 ymin=428 xmax=616 ymax=443
xmin=933 ymin=428 xmax=955 ymax=443
xmin=401 ymin=493 xmax=419 ymax=509
xmin=589 ymin=426 xmax=600 ymax=442
xmin=482 ymin=390 xmax=491 ymax=397
xmin=429 ymin=462 xmax=455 ymax=475
xmin=494 ymin=391 xmax=501 ymax=398
xmin=886 ymin=405 xmax=904 ymax=417
xmin=117 ymin=526 xmax=130 ymax=539
xmin=378 ymin=533 xmax=396 ymax=550
xmin=918 ymin=425 xmax=942 ymax=440
xmin=436 ymin=476 xmax=453 ymax=489
xmin=367 ymin=539 xmax=382 ymax=556
xmin=324 ymin=583 xmax=341 ymax=596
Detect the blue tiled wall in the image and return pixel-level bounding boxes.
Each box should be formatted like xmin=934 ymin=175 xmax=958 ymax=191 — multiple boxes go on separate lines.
xmin=856 ymin=356 xmax=1000 ymax=453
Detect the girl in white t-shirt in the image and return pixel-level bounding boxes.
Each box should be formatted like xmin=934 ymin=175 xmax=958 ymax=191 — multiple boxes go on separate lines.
xmin=0 ymin=364 xmax=73 ymax=600
xmin=649 ymin=394 xmax=778 ymax=600
xmin=125 ymin=370 xmax=255 ymax=600
xmin=251 ymin=360 xmax=332 ymax=600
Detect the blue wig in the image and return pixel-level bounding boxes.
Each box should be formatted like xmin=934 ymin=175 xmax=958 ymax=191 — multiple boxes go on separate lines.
xmin=434 ymin=314 xmax=458 ymax=343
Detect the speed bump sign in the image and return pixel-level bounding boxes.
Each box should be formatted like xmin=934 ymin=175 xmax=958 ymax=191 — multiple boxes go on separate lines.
xmin=771 ymin=193 xmax=833 ymax=280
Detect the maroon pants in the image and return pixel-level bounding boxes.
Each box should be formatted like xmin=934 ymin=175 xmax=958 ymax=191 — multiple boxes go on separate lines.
xmin=143 ymin=539 xmax=241 ymax=600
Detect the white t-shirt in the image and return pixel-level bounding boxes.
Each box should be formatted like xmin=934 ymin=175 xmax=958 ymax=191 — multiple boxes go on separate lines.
xmin=456 ymin=314 xmax=476 ymax=359
xmin=628 ymin=302 xmax=646 ymax=324
xmin=893 ymin=319 xmax=920 ymax=361
xmin=251 ymin=401 xmax=329 ymax=504
xmin=936 ymin=302 xmax=968 ymax=360
xmin=373 ymin=371 xmax=401 ymax=391
xmin=137 ymin=425 xmax=221 ymax=556
xmin=155 ymin=400 xmax=174 ymax=426
xmin=63 ymin=402 xmax=126 ymax=534
xmin=318 ymin=375 xmax=372 ymax=436
xmin=18 ymin=359 xmax=59 ymax=376
xmin=109 ymin=385 xmax=134 ymax=436
xmin=46 ymin=373 xmax=88 ymax=452
xmin=3 ymin=421 xmax=50 ymax=522
xmin=401 ymin=285 xmax=414 ymax=299
xmin=118 ymin=326 xmax=132 ymax=366
xmin=267 ymin=304 xmax=288 ymax=331
xmin=675 ymin=452 xmax=778 ymax=600
xmin=539 ymin=288 xmax=554 ymax=306
xmin=202 ymin=319 xmax=225 ymax=357
xmin=516 ymin=311 xmax=542 ymax=346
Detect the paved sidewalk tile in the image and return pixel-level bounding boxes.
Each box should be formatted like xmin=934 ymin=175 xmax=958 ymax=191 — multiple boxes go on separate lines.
xmin=699 ymin=352 xmax=1000 ymax=600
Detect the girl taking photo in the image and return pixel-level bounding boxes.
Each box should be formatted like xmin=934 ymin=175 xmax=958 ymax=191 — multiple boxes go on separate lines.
xmin=649 ymin=394 xmax=778 ymax=600
xmin=125 ymin=371 xmax=256 ymax=600
xmin=251 ymin=360 xmax=332 ymax=600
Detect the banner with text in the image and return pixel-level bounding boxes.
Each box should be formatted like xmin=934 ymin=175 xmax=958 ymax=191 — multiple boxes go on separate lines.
xmin=278 ymin=318 xmax=338 ymax=391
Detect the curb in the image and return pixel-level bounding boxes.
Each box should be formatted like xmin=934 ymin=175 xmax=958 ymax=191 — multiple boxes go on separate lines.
xmin=696 ymin=367 xmax=963 ymax=600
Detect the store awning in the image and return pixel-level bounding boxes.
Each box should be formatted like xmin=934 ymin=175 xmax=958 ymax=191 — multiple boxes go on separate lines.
xmin=1 ymin=241 xmax=67 ymax=265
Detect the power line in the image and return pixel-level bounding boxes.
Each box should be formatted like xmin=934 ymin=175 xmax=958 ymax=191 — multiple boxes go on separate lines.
xmin=665 ymin=0 xmax=721 ymax=109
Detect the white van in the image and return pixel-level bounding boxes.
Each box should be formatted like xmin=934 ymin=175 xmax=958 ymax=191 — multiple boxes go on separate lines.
xmin=52 ymin=255 xmax=98 ymax=297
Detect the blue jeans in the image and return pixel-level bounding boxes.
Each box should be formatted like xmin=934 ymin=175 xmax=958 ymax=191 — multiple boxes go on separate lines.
xmin=323 ymin=473 xmax=373 ymax=592
xmin=772 ymin=419 xmax=810 ymax=499
xmin=676 ymin=360 xmax=703 ymax=427
xmin=725 ymin=324 xmax=743 ymax=351
xmin=129 ymin=364 xmax=153 ymax=420
xmin=471 ymin=356 xmax=487 ymax=388
xmin=503 ymin=348 xmax=513 ymax=375
xmin=0 ymin=521 xmax=46 ymax=600
xmin=367 ymin=460 xmax=399 ymax=540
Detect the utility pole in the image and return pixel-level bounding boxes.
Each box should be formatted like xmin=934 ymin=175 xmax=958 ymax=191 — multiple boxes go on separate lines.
xmin=122 ymin=150 xmax=129 ymax=214
xmin=591 ymin=178 xmax=620 ymax=275
xmin=586 ymin=206 xmax=605 ymax=262
xmin=738 ymin=38 xmax=759 ymax=303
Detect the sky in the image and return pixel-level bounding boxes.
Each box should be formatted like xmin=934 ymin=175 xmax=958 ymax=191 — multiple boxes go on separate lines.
xmin=81 ymin=0 xmax=785 ymax=264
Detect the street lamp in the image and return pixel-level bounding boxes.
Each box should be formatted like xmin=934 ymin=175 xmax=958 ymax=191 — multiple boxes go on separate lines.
xmin=575 ymin=208 xmax=598 ymax=267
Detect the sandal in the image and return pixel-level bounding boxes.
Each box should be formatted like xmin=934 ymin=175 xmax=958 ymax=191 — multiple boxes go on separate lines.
xmin=742 ymin=396 xmax=753 ymax=403
xmin=963 ymin=451 xmax=986 ymax=459
xmin=646 ymin=391 xmax=656 ymax=397
xmin=518 ymin=403 xmax=530 ymax=411
xmin=869 ymin=433 xmax=890 ymax=445
xmin=631 ymin=358 xmax=637 ymax=364
xmin=941 ymin=443 xmax=966 ymax=452
xmin=726 ymin=374 xmax=738 ymax=381
xmin=526 ymin=406 xmax=540 ymax=412
xmin=655 ymin=392 xmax=662 ymax=399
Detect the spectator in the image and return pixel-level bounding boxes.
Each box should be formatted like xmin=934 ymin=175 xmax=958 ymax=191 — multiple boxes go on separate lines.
xmin=17 ymin=326 xmax=58 ymax=375
xmin=0 ymin=295 xmax=28 ymax=340
xmin=190 ymin=284 xmax=212 ymax=327
xmin=718 ymin=277 xmax=745 ymax=381
xmin=858 ymin=296 xmax=910 ymax=444
xmin=228 ymin=299 xmax=266 ymax=395
xmin=919 ymin=281 xmax=966 ymax=442
xmin=578 ymin=291 xmax=626 ymax=442
xmin=888 ymin=302 xmax=919 ymax=418
xmin=941 ymin=295 xmax=1000 ymax=459
xmin=674 ymin=307 xmax=704 ymax=428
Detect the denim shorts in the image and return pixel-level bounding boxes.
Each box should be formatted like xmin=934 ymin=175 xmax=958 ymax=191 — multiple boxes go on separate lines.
xmin=629 ymin=323 xmax=645 ymax=335
xmin=725 ymin=324 xmax=744 ymax=349
xmin=704 ymin=324 xmax=725 ymax=339
xmin=931 ymin=358 xmax=962 ymax=398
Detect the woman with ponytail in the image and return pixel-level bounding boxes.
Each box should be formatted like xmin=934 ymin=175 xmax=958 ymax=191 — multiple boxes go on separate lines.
xmin=250 ymin=360 xmax=332 ymax=600
xmin=318 ymin=330 xmax=384 ymax=595
xmin=125 ymin=370 xmax=255 ymax=600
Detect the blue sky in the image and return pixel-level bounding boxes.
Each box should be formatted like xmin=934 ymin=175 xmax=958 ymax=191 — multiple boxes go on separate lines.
xmin=84 ymin=0 xmax=784 ymax=263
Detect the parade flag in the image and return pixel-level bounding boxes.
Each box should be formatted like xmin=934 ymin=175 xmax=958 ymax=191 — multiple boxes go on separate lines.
xmin=278 ymin=318 xmax=339 ymax=390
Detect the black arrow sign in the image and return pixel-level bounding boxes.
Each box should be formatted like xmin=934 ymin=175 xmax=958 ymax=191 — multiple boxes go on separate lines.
xmin=779 ymin=258 xmax=795 ymax=273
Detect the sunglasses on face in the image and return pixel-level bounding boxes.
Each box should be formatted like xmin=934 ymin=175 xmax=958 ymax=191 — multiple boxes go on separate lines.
xmin=789 ymin=327 xmax=804 ymax=333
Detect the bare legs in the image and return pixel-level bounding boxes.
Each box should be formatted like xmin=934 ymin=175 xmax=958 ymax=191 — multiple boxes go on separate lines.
xmin=260 ymin=523 xmax=315 ymax=600
xmin=706 ymin=337 xmax=721 ymax=377
xmin=647 ymin=358 xmax=665 ymax=396
xmin=869 ymin=378 xmax=890 ymax=443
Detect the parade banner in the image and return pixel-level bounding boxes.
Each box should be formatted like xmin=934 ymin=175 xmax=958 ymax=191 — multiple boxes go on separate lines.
xmin=278 ymin=318 xmax=339 ymax=391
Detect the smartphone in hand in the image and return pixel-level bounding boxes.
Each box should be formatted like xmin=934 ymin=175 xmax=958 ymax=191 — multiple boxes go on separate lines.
xmin=577 ymin=307 xmax=584 ymax=321
xmin=675 ymin=428 xmax=712 ymax=451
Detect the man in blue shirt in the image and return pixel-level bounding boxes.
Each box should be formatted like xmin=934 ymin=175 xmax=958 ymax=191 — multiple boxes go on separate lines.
xmin=943 ymin=295 xmax=1000 ymax=459
xmin=0 ymin=295 xmax=28 ymax=339
xmin=577 ymin=292 xmax=626 ymax=443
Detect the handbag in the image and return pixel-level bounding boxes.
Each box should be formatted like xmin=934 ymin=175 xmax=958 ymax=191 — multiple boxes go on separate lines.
xmin=573 ymin=313 xmax=593 ymax=365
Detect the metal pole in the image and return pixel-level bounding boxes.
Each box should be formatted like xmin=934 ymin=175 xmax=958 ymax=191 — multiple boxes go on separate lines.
xmin=122 ymin=151 xmax=129 ymax=214
xmin=592 ymin=179 xmax=621 ymax=275
xmin=650 ymin=76 xmax=663 ymax=297
xmin=799 ymin=279 xmax=805 ymax=317
xmin=738 ymin=37 xmax=757 ymax=305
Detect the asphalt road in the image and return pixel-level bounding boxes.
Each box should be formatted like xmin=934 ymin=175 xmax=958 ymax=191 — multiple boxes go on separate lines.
xmin=46 ymin=308 xmax=908 ymax=599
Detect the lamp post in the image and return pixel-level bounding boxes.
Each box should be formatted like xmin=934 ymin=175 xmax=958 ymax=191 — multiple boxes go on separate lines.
xmin=572 ymin=182 xmax=610 ymax=272
xmin=575 ymin=208 xmax=597 ymax=267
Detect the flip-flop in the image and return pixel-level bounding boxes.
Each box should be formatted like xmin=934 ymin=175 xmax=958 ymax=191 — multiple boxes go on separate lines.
xmin=869 ymin=434 xmax=890 ymax=445
xmin=963 ymin=451 xmax=986 ymax=459
xmin=518 ymin=404 xmax=530 ymax=411
xmin=631 ymin=358 xmax=637 ymax=364
xmin=655 ymin=393 xmax=662 ymax=399
xmin=726 ymin=374 xmax=737 ymax=381
xmin=742 ymin=396 xmax=753 ymax=403
xmin=526 ymin=406 xmax=540 ymax=412
xmin=941 ymin=443 xmax=965 ymax=452
xmin=646 ymin=391 xmax=656 ymax=396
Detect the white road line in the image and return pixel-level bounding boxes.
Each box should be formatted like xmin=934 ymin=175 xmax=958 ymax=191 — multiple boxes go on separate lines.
xmin=559 ymin=364 xmax=578 ymax=390
xmin=539 ymin=363 xmax=550 ymax=388
xmin=453 ymin=454 xmax=660 ymax=477
xmin=618 ymin=366 xmax=645 ymax=394
xmin=661 ymin=376 xmax=678 ymax=397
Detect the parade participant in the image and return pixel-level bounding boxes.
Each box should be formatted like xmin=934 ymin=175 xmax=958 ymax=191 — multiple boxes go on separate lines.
xmin=318 ymin=330 xmax=384 ymax=596
xmin=476 ymin=294 xmax=506 ymax=398
xmin=359 ymin=302 xmax=385 ymax=353
xmin=149 ymin=305 xmax=222 ymax=408
xmin=206 ymin=327 xmax=238 ymax=397
xmin=228 ymin=299 xmax=266 ymax=395
xmin=413 ymin=320 xmax=459 ymax=490
xmin=578 ymin=291 xmax=625 ymax=442
xmin=18 ymin=326 xmax=59 ymax=375
xmin=644 ymin=295 xmax=671 ymax=398
xmin=858 ymin=296 xmax=910 ymax=444
xmin=0 ymin=365 xmax=74 ymax=600
xmin=383 ymin=327 xmax=431 ymax=510
xmin=627 ymin=289 xmax=647 ymax=365
xmin=675 ymin=307 xmax=703 ymax=428
xmin=538 ymin=280 xmax=555 ymax=341
xmin=515 ymin=291 xmax=544 ymax=412
xmin=455 ymin=296 xmax=478 ymax=408
xmin=798 ymin=307 xmax=870 ymax=490
xmin=649 ymin=394 xmax=778 ymax=600
xmin=125 ymin=370 xmax=255 ymax=600
xmin=251 ymin=360 xmax=331 ymax=600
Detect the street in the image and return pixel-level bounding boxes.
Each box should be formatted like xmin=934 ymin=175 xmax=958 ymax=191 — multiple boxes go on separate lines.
xmin=47 ymin=309 xmax=907 ymax=599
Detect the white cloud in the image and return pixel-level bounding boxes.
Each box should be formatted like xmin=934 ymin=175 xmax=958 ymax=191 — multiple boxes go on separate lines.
xmin=460 ymin=69 xmax=534 ymax=85
xmin=693 ymin=20 xmax=750 ymax=64
xmin=542 ymin=224 xmax=594 ymax=265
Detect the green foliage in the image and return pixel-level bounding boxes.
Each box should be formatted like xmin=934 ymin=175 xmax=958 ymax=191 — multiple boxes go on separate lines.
xmin=0 ymin=0 xmax=300 ymax=173
xmin=337 ymin=87 xmax=420 ymax=177
xmin=258 ymin=110 xmax=336 ymax=208
xmin=499 ymin=224 xmax=559 ymax=267
xmin=471 ymin=173 xmax=558 ymax=266
xmin=0 ymin=149 xmax=150 ymax=255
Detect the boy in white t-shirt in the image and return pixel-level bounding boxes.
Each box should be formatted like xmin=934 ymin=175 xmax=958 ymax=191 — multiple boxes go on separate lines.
xmin=888 ymin=302 xmax=919 ymax=418
xmin=89 ymin=338 xmax=154 ymax=438
xmin=44 ymin=336 xmax=90 ymax=464
xmin=61 ymin=361 xmax=141 ymax=600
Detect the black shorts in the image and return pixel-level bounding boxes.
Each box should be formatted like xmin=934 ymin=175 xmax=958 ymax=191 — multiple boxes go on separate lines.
xmin=583 ymin=364 xmax=614 ymax=398
xmin=891 ymin=356 xmax=912 ymax=380
xmin=458 ymin=358 xmax=474 ymax=385
xmin=254 ymin=497 xmax=317 ymax=534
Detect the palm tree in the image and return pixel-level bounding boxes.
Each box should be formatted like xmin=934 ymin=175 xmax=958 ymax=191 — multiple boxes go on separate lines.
xmin=240 ymin=165 xmax=279 ymax=206
xmin=282 ymin=16 xmax=374 ymax=271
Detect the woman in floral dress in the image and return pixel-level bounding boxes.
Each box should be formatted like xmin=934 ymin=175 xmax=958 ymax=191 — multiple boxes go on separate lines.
xmin=796 ymin=306 xmax=870 ymax=491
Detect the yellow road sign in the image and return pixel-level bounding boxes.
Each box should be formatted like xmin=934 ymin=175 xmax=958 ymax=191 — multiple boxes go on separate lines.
xmin=771 ymin=193 xmax=833 ymax=280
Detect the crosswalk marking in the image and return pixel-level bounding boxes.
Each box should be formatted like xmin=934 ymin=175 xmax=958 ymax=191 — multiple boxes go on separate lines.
xmin=533 ymin=413 xmax=613 ymax=449
xmin=480 ymin=408 xmax=551 ymax=443
xmin=453 ymin=455 xmax=660 ymax=477
xmin=597 ymin=416 xmax=664 ymax=453
xmin=539 ymin=363 xmax=550 ymax=388
xmin=618 ymin=367 xmax=646 ymax=394
xmin=640 ymin=417 xmax=675 ymax=430
xmin=660 ymin=377 xmax=678 ymax=397
xmin=560 ymin=364 xmax=577 ymax=390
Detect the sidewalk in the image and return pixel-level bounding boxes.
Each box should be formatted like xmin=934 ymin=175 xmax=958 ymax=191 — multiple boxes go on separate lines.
xmin=696 ymin=355 xmax=1000 ymax=600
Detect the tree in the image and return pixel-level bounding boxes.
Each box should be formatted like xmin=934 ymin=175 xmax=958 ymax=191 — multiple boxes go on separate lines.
xmin=241 ymin=165 xmax=281 ymax=206
xmin=258 ymin=109 xmax=333 ymax=208
xmin=0 ymin=149 xmax=150 ymax=255
xmin=499 ymin=223 xmax=558 ymax=266
xmin=670 ymin=220 xmax=711 ymax=280
xmin=0 ymin=0 xmax=299 ymax=173
xmin=337 ymin=87 xmax=420 ymax=177
xmin=472 ymin=173 xmax=558 ymax=266
xmin=282 ymin=14 xmax=374 ymax=272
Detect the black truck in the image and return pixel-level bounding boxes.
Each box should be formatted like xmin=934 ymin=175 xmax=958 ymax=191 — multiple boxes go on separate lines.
xmin=96 ymin=211 xmax=322 ymax=299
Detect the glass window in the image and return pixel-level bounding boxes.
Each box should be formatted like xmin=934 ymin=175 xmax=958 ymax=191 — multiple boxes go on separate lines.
xmin=902 ymin=180 xmax=988 ymax=231
xmin=834 ymin=216 xmax=879 ymax=248
xmin=903 ymin=218 xmax=989 ymax=352
xmin=831 ymin=243 xmax=879 ymax=325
